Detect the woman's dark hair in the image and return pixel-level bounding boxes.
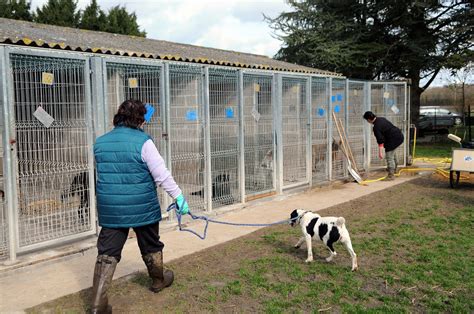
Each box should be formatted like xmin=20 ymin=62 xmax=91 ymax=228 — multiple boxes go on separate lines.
xmin=363 ymin=111 xmax=376 ymax=121
xmin=113 ymin=99 xmax=146 ymax=128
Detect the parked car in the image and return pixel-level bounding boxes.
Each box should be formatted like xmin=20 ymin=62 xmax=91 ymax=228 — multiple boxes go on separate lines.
xmin=417 ymin=106 xmax=463 ymax=134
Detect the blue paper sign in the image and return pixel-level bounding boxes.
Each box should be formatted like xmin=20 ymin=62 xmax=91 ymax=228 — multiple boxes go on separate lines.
xmin=144 ymin=104 xmax=155 ymax=123
xmin=225 ymin=107 xmax=234 ymax=119
xmin=331 ymin=95 xmax=336 ymax=102
xmin=317 ymin=108 xmax=325 ymax=117
xmin=337 ymin=94 xmax=343 ymax=101
xmin=186 ymin=110 xmax=198 ymax=121
xmin=387 ymin=99 xmax=394 ymax=106
xmin=334 ymin=105 xmax=341 ymax=113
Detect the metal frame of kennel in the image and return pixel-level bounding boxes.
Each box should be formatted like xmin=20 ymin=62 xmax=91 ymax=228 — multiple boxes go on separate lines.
xmin=0 ymin=45 xmax=409 ymax=263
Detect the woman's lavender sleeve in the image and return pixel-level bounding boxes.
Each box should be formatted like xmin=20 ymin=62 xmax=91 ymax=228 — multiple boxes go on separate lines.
xmin=141 ymin=139 xmax=182 ymax=199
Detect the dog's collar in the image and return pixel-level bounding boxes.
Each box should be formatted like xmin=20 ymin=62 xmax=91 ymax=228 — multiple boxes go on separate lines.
xmin=296 ymin=211 xmax=311 ymax=224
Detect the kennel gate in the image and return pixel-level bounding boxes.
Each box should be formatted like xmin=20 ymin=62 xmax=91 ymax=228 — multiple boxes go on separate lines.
xmin=168 ymin=63 xmax=208 ymax=212
xmin=208 ymin=68 xmax=240 ymax=209
xmin=347 ymin=80 xmax=367 ymax=171
xmin=3 ymin=48 xmax=96 ymax=254
xmin=280 ymin=76 xmax=310 ymax=188
xmin=310 ymin=77 xmax=331 ymax=184
xmin=331 ymin=78 xmax=348 ymax=180
xmin=242 ymin=73 xmax=275 ymax=197
xmin=368 ymin=82 xmax=407 ymax=169
xmin=103 ymin=58 xmax=169 ymax=213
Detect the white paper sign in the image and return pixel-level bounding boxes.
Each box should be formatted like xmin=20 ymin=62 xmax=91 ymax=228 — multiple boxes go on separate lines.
xmin=390 ymin=105 xmax=400 ymax=114
xmin=128 ymin=78 xmax=138 ymax=88
xmin=33 ymin=106 xmax=55 ymax=128
xmin=251 ymin=107 xmax=261 ymax=122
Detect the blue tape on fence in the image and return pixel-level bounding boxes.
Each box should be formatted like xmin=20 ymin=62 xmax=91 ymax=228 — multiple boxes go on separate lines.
xmin=144 ymin=104 xmax=155 ymax=123
xmin=318 ymin=108 xmax=325 ymax=117
xmin=337 ymin=94 xmax=343 ymax=101
xmin=225 ymin=107 xmax=234 ymax=119
xmin=331 ymin=95 xmax=336 ymax=102
xmin=387 ymin=99 xmax=394 ymax=106
xmin=186 ymin=110 xmax=198 ymax=121
xmin=334 ymin=105 xmax=341 ymax=113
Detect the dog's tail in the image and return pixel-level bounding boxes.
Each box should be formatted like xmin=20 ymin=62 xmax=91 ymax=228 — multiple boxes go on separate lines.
xmin=336 ymin=217 xmax=345 ymax=227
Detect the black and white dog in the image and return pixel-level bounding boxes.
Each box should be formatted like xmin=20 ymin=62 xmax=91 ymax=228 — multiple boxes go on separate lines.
xmin=290 ymin=209 xmax=358 ymax=271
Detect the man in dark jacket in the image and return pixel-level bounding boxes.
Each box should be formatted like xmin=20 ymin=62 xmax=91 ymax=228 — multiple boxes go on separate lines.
xmin=363 ymin=111 xmax=404 ymax=180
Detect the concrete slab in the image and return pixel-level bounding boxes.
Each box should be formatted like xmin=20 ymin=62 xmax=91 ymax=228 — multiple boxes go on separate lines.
xmin=0 ymin=175 xmax=418 ymax=312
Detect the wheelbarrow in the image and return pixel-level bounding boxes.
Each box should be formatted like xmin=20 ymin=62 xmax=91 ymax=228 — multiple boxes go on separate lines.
xmin=447 ymin=134 xmax=474 ymax=188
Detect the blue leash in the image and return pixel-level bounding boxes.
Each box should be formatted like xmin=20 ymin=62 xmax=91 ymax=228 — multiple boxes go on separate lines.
xmin=166 ymin=203 xmax=296 ymax=240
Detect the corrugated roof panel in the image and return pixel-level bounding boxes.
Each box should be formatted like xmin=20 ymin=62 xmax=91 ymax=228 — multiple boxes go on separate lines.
xmin=0 ymin=18 xmax=342 ymax=76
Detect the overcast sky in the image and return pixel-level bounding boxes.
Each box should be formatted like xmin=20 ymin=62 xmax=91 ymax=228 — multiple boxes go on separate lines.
xmin=28 ymin=0 xmax=466 ymax=87
xmin=30 ymin=0 xmax=290 ymax=58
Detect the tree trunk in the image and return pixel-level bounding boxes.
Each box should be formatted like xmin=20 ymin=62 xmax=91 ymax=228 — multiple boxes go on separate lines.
xmin=409 ymin=75 xmax=423 ymax=125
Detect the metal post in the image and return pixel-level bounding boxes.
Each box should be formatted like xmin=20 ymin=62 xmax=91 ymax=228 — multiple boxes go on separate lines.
xmin=328 ymin=77 xmax=333 ymax=181
xmin=90 ymin=57 xmax=106 ymax=137
xmin=306 ymin=77 xmax=312 ymax=186
xmin=162 ymin=63 xmax=171 ymax=213
xmin=203 ymin=67 xmax=212 ymax=212
xmin=1 ymin=47 xmax=18 ymax=264
xmin=366 ymin=82 xmax=372 ymax=169
xmin=274 ymin=74 xmax=283 ymax=194
xmin=404 ymin=81 xmax=408 ymax=167
xmin=363 ymin=81 xmax=370 ymax=171
xmin=344 ymin=78 xmax=349 ymax=178
xmin=238 ymin=70 xmax=245 ymax=203
xmin=84 ymin=57 xmax=98 ymax=235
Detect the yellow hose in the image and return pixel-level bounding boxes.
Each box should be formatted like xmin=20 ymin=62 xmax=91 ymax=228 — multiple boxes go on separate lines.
xmin=361 ymin=127 xmax=470 ymax=184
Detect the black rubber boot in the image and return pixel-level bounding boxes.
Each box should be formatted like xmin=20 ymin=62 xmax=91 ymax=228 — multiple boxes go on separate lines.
xmin=91 ymin=255 xmax=117 ymax=314
xmin=142 ymin=251 xmax=174 ymax=293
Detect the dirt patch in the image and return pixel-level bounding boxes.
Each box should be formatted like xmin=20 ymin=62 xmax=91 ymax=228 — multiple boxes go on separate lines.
xmin=28 ymin=176 xmax=474 ymax=313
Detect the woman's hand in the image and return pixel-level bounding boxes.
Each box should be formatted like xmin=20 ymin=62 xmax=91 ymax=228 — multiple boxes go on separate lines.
xmin=175 ymin=194 xmax=189 ymax=215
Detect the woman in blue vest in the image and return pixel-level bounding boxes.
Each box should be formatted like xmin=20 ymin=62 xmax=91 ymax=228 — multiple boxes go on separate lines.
xmin=91 ymin=99 xmax=189 ymax=313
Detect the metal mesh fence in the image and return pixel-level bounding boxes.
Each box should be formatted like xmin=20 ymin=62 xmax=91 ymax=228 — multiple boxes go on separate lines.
xmin=10 ymin=54 xmax=92 ymax=248
xmin=331 ymin=78 xmax=347 ymax=180
xmin=347 ymin=81 xmax=366 ymax=171
xmin=311 ymin=77 xmax=329 ymax=183
xmin=369 ymin=83 xmax=406 ymax=168
xmin=169 ymin=65 xmax=207 ymax=211
xmin=281 ymin=77 xmax=308 ymax=186
xmin=243 ymin=74 xmax=274 ymax=195
xmin=0 ymin=48 xmax=410 ymax=260
xmin=105 ymin=62 xmax=166 ymax=213
xmin=208 ymin=68 xmax=240 ymax=208
xmin=0 ymin=118 xmax=7 ymax=259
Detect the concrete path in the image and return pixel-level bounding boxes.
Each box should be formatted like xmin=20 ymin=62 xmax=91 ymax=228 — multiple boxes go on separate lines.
xmin=0 ymin=176 xmax=417 ymax=313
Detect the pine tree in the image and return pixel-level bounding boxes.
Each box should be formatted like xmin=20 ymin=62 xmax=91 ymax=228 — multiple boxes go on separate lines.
xmin=267 ymin=0 xmax=473 ymax=122
xmin=79 ymin=0 xmax=106 ymax=31
xmin=34 ymin=0 xmax=80 ymax=28
xmin=106 ymin=5 xmax=146 ymax=37
xmin=0 ymin=0 xmax=33 ymax=21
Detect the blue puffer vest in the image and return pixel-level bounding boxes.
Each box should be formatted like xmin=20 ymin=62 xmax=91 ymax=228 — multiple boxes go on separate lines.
xmin=94 ymin=126 xmax=161 ymax=228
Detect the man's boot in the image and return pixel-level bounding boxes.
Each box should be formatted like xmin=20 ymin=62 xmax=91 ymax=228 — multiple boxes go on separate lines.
xmin=142 ymin=251 xmax=174 ymax=293
xmin=384 ymin=169 xmax=395 ymax=181
xmin=91 ymin=255 xmax=117 ymax=314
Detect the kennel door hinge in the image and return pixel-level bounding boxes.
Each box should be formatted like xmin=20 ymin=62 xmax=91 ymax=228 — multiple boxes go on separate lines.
xmin=9 ymin=138 xmax=16 ymax=151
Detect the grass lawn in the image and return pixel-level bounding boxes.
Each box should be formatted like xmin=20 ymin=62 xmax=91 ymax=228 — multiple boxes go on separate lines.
xmin=29 ymin=176 xmax=474 ymax=313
